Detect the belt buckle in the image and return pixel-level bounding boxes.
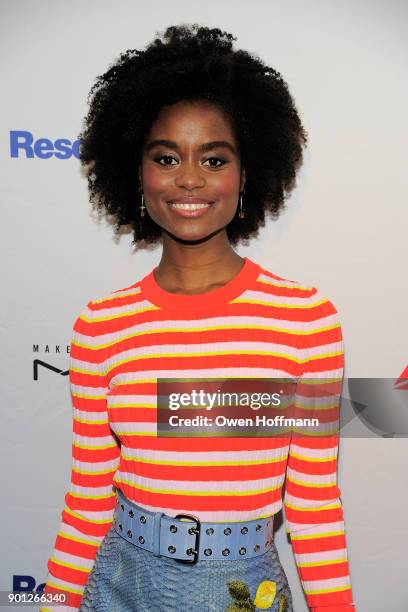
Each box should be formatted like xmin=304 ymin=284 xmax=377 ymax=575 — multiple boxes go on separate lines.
xmin=174 ymin=513 xmax=201 ymax=564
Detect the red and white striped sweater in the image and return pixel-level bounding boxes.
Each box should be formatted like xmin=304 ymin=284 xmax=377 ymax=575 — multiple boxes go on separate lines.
xmin=42 ymin=257 xmax=355 ymax=611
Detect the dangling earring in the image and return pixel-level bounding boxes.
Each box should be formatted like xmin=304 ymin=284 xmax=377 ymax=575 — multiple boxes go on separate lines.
xmin=139 ymin=185 xmax=146 ymax=217
xmin=238 ymin=190 xmax=245 ymax=219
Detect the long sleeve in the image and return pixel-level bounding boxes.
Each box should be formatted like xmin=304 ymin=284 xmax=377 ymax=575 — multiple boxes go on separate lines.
xmin=283 ymin=289 xmax=355 ymax=611
xmin=40 ymin=301 xmax=121 ymax=611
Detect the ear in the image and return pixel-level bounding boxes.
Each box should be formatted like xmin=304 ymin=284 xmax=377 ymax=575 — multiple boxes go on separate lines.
xmin=240 ymin=167 xmax=246 ymax=193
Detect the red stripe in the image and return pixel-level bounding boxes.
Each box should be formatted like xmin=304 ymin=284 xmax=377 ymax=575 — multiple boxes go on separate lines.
xmin=291 ymin=533 xmax=347 ymax=554
xmin=299 ymin=560 xmax=350 ymax=581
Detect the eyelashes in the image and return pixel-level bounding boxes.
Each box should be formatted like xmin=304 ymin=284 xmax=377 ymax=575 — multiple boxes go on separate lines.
xmin=153 ymin=154 xmax=227 ymax=169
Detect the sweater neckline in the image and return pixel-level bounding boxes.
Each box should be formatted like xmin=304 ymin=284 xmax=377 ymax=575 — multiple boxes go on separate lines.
xmin=139 ymin=256 xmax=261 ymax=311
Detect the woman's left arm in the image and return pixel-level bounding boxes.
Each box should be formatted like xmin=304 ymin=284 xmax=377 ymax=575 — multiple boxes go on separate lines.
xmin=284 ymin=289 xmax=356 ymax=611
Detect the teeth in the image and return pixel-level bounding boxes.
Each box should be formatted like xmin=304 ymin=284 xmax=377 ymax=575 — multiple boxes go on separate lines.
xmin=170 ymin=203 xmax=211 ymax=210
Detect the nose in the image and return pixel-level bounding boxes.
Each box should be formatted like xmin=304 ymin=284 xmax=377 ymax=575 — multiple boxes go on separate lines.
xmin=174 ymin=161 xmax=205 ymax=190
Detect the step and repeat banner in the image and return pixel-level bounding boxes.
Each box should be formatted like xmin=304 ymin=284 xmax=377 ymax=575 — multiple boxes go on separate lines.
xmin=1 ymin=1 xmax=407 ymax=610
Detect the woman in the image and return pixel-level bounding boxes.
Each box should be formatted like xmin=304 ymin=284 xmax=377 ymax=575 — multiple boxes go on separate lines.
xmin=41 ymin=24 xmax=356 ymax=612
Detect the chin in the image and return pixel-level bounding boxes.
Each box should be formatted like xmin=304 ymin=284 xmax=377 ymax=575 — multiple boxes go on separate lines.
xmin=164 ymin=225 xmax=224 ymax=244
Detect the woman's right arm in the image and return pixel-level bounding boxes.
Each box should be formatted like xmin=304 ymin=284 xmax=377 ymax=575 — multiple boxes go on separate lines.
xmin=40 ymin=301 xmax=121 ymax=611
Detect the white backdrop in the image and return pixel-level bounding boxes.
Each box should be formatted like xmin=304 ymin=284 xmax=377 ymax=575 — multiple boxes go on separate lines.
xmin=1 ymin=1 xmax=407 ymax=610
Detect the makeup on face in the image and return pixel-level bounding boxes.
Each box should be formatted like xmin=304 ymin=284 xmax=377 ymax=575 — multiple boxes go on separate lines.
xmin=139 ymin=100 xmax=245 ymax=242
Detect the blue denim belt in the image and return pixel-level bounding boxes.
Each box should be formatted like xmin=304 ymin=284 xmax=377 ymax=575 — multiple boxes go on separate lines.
xmin=113 ymin=486 xmax=274 ymax=564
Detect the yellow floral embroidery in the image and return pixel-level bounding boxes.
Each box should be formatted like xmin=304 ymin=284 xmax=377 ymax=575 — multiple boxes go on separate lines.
xmin=253 ymin=580 xmax=277 ymax=609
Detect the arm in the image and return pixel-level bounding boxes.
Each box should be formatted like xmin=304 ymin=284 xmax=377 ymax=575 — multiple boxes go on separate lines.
xmin=40 ymin=301 xmax=121 ymax=611
xmin=284 ymin=289 xmax=356 ymax=611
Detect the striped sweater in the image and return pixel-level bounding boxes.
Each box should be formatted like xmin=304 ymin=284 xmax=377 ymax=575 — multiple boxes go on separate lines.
xmin=42 ymin=256 xmax=355 ymax=611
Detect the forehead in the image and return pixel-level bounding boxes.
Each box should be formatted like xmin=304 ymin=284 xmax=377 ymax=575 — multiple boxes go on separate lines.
xmin=146 ymin=100 xmax=236 ymax=142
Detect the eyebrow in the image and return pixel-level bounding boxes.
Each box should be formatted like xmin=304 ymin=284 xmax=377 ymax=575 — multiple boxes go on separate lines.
xmin=145 ymin=139 xmax=237 ymax=155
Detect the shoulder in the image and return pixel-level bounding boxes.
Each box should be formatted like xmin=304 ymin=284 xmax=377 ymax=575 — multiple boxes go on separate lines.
xmin=72 ymin=278 xmax=144 ymax=332
xmin=254 ymin=261 xmax=341 ymax=319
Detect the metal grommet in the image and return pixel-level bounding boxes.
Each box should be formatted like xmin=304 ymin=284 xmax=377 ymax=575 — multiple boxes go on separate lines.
xmin=254 ymin=544 xmax=260 ymax=552
xmin=240 ymin=526 xmax=248 ymax=534
xmin=120 ymin=504 xmax=124 ymax=511
xmin=168 ymin=545 xmax=176 ymax=554
xmin=223 ymin=527 xmax=231 ymax=536
xmin=256 ymin=524 xmax=262 ymax=532
xmin=239 ymin=547 xmax=246 ymax=555
xmin=170 ymin=524 xmax=177 ymax=533
xmin=140 ymin=515 xmax=146 ymax=524
xmin=265 ymin=540 xmax=270 ymax=547
xmin=138 ymin=536 xmax=145 ymax=544
xmin=186 ymin=548 xmax=196 ymax=556
xmin=204 ymin=548 xmax=212 ymax=556
xmin=127 ymin=530 xmax=132 ymax=538
xmin=119 ymin=524 xmax=123 ymax=531
xmin=188 ymin=527 xmax=199 ymax=535
xmin=222 ymin=548 xmax=230 ymax=556
xmin=206 ymin=527 xmax=214 ymax=535
xmin=129 ymin=510 xmax=134 ymax=518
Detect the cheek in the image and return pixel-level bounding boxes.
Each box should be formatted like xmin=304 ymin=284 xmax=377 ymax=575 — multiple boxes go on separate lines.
xmin=141 ymin=163 xmax=169 ymax=195
xmin=212 ymin=170 xmax=241 ymax=199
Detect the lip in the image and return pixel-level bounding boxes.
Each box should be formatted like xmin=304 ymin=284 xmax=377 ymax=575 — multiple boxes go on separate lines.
xmin=167 ymin=197 xmax=214 ymax=204
xmin=167 ymin=197 xmax=214 ymax=218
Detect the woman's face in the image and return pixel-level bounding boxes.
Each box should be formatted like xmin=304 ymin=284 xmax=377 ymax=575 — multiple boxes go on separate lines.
xmin=139 ymin=100 xmax=245 ymax=243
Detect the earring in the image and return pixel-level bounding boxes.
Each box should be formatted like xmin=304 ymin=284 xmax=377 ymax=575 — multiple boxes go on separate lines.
xmin=238 ymin=190 xmax=245 ymax=219
xmin=139 ymin=185 xmax=146 ymax=217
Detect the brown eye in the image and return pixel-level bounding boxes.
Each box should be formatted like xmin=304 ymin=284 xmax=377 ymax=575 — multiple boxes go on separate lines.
xmin=203 ymin=157 xmax=227 ymax=168
xmin=155 ymin=155 xmax=178 ymax=166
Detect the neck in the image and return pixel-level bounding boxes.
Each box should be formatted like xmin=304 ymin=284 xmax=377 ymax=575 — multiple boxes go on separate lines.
xmin=153 ymin=232 xmax=244 ymax=294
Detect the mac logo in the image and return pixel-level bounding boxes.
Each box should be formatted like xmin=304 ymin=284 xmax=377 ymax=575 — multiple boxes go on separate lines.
xmin=33 ymin=359 xmax=69 ymax=381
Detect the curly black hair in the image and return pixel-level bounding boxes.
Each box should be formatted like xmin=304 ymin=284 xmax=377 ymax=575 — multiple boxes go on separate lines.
xmin=79 ymin=24 xmax=308 ymax=247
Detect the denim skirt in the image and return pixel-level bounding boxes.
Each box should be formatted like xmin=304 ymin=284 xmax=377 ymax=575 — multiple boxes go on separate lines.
xmin=79 ymin=502 xmax=293 ymax=612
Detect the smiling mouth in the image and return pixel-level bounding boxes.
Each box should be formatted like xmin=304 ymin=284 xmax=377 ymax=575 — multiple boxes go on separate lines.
xmin=167 ymin=199 xmax=214 ymax=217
xmin=169 ymin=202 xmax=212 ymax=210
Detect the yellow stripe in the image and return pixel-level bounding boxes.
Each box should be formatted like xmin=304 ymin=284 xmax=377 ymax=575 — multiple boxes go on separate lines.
xmin=103 ymin=348 xmax=342 ymax=377
xmin=305 ymin=585 xmax=351 ymax=595
xmin=73 ymin=320 xmax=341 ymax=352
xmin=58 ymin=530 xmax=100 ymax=547
xmin=79 ymin=303 xmax=159 ymax=325
xmin=121 ymin=454 xmax=284 ymax=466
xmin=107 ymin=349 xmax=304 ymax=366
xmin=231 ymin=297 xmax=328 ymax=309
xmin=298 ymin=376 xmax=342 ymax=385
xmin=257 ymin=277 xmax=312 ymax=290
xmin=73 ymin=442 xmax=119 ymax=450
xmin=49 ymin=556 xmax=90 ymax=574
xmin=285 ymin=502 xmax=341 ymax=512
xmin=115 ymin=431 xmax=156 ymax=437
xmin=75 ymin=416 xmax=109 ymax=424
xmin=291 ymin=530 xmax=344 ymax=541
xmin=68 ymin=491 xmax=116 ymax=501
xmin=290 ymin=429 xmax=339 ymax=437
xmin=92 ymin=289 xmax=143 ymax=304
xmin=107 ymin=403 xmax=156 ymax=410
xmin=288 ymin=452 xmax=337 ymax=462
xmin=74 ymin=467 xmax=117 ymax=476
xmin=287 ymin=476 xmax=336 ymax=488
xmin=63 ymin=507 xmax=113 ymax=525
xmin=116 ymin=476 xmax=281 ymax=497
xmin=71 ymin=389 xmax=107 ymax=401
xmin=297 ymin=556 xmax=347 ymax=567
xmin=307 ymin=350 xmax=342 ymax=362
xmin=45 ymin=579 xmax=84 ymax=594
xmin=111 ymin=376 xmax=284 ymax=387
